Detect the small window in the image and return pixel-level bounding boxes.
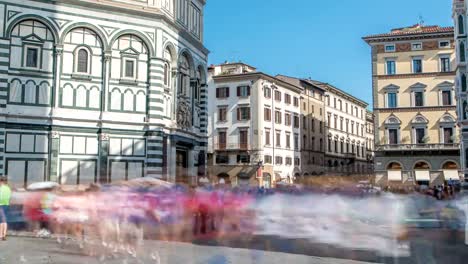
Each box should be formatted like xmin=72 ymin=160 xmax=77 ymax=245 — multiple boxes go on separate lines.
xmin=216 ymin=87 xmax=229 ymax=98
xmin=412 ymin=43 xmax=422 ymax=50
xmin=412 ymin=58 xmax=423 ymax=73
xmin=264 ymin=87 xmax=271 ymax=98
xmin=218 ymin=107 xmax=227 ymax=122
xmin=386 ymin=60 xmax=396 ymax=75
xmin=439 ymin=41 xmax=450 ymax=49
xmin=442 ymin=90 xmax=452 ymax=106
xmin=385 ymin=44 xmax=395 ymax=52
xmin=26 ymin=47 xmax=39 ymax=68
xmin=387 ymin=93 xmax=397 ymax=108
xmin=414 ymin=91 xmax=424 ymax=107
xmin=440 ymin=57 xmax=451 ymax=72
xmin=237 ymin=86 xmax=250 ymax=97
xmin=237 ymin=107 xmax=250 ymax=121
xmin=274 ymin=91 xmax=282 ymax=101
xmin=293 ymin=97 xmax=299 ymax=107
xmin=124 ymin=59 xmax=135 ymax=78
xmin=77 ymin=49 xmax=89 ymax=73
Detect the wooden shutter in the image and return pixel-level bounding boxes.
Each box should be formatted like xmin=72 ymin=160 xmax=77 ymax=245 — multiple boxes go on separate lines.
xmin=237 ymin=108 xmax=241 ymax=120
xmin=216 ymin=88 xmax=220 ymax=98
xmin=247 ymin=107 xmax=251 ymax=120
xmin=226 ymin=87 xmax=230 ymax=97
xmin=237 ymin=86 xmax=241 ymax=96
xmin=247 ymin=86 xmax=251 ymax=96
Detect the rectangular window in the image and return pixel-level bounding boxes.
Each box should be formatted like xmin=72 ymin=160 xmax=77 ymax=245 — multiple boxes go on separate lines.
xmin=218 ymin=107 xmax=227 ymax=122
xmin=386 ymin=60 xmax=396 ymax=75
xmin=412 ymin=43 xmax=422 ymax=50
xmin=444 ymin=127 xmax=454 ymax=143
xmin=264 ymin=155 xmax=272 ymax=164
xmin=285 ymin=113 xmax=291 ymax=126
xmin=415 ymin=128 xmax=425 ymax=144
xmin=265 ymin=130 xmax=271 ymax=145
xmin=440 ymin=57 xmax=451 ymax=72
xmin=26 ymin=47 xmax=39 ymax=68
xmin=385 ymin=44 xmax=395 ymax=52
xmin=237 ymin=107 xmax=251 ymax=121
xmin=239 ymin=130 xmax=248 ymax=148
xmin=414 ymin=92 xmax=424 ymax=107
xmin=218 ymin=131 xmax=227 ymax=149
xmin=276 ymin=131 xmax=281 ymax=147
xmin=285 ymin=157 xmax=292 ymax=166
xmin=107 ymin=137 xmax=145 ymax=156
xmin=442 ymin=90 xmax=452 ymax=106
xmin=285 ymin=94 xmax=291 ymax=104
xmin=302 ymin=116 xmax=307 ymax=129
xmin=6 ymin=133 xmax=49 ymax=153
xmin=274 ymin=91 xmax=282 ymax=101
xmin=237 ymin=154 xmax=250 ymax=163
xmin=294 ymin=158 xmax=300 ymax=166
xmin=387 ymin=93 xmax=397 ymax=108
xmin=216 ymin=155 xmax=229 ymax=164
xmin=264 ymin=87 xmax=271 ymax=98
xmin=216 ymin=87 xmax=230 ymax=98
xmin=237 ymin=86 xmax=250 ymax=97
xmin=124 ymin=59 xmax=135 ymax=78
xmin=275 ymin=156 xmax=283 ymax=165
xmin=293 ymin=115 xmax=300 ymax=128
xmin=286 ymin=134 xmax=291 ymax=149
xmin=275 ymin=111 xmax=282 ymax=124
xmin=264 ymin=108 xmax=272 ymax=121
xmin=294 ymin=133 xmax=299 ymax=150
xmin=439 ymin=41 xmax=450 ymax=48
xmin=412 ymin=59 xmax=423 ymax=73
xmin=293 ymin=97 xmax=299 ymax=107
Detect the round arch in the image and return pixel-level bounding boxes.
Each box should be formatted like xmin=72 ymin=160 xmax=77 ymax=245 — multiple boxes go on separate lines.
xmin=6 ymin=15 xmax=59 ymax=42
xmin=162 ymin=41 xmax=178 ymax=65
xmin=178 ymin=48 xmax=196 ymax=76
xmin=442 ymin=160 xmax=459 ymax=170
xmin=386 ymin=161 xmax=403 ymax=170
xmin=413 ymin=160 xmax=431 ymax=170
xmin=59 ymin=23 xmax=108 ymax=50
xmin=109 ymin=29 xmax=155 ymax=57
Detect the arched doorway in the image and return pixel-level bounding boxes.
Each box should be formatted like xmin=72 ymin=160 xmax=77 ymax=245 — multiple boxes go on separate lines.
xmin=387 ymin=162 xmax=403 ymax=182
xmin=217 ymin=173 xmax=231 ymax=185
xmin=414 ymin=161 xmax=430 ymax=185
xmin=442 ymin=161 xmax=459 ymax=182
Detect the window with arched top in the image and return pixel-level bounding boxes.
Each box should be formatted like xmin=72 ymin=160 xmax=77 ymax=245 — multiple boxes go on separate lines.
xmin=459 ymin=15 xmax=465 ymax=35
xmin=77 ymin=48 xmax=89 ymax=73
xmin=464 ymin=101 xmax=468 ymax=120
xmin=460 ymin=41 xmax=466 ymax=63
xmin=462 ymin=74 xmax=467 ymax=92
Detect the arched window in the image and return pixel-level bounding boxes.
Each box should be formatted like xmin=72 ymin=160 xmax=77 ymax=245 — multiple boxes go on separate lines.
xmin=462 ymin=74 xmax=467 ymax=92
xmin=460 ymin=41 xmax=466 ymax=63
xmin=77 ymin=49 xmax=89 ymax=73
xmin=464 ymin=101 xmax=468 ymax=120
xmin=459 ymin=15 xmax=465 ymax=35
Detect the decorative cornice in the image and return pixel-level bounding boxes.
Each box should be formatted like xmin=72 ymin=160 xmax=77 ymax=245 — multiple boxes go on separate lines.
xmin=375 ymin=71 xmax=456 ymax=79
xmin=375 ymin=106 xmax=456 ymax=113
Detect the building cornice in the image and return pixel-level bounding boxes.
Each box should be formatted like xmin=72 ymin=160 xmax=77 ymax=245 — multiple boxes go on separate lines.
xmin=213 ymin=72 xmax=304 ymax=93
xmin=375 ymin=71 xmax=456 ymax=79
xmin=375 ymin=106 xmax=456 ymax=112
xmin=363 ymin=32 xmax=454 ymax=44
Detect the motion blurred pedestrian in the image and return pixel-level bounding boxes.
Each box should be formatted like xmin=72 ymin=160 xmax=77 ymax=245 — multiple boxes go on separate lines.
xmin=0 ymin=177 xmax=12 ymax=240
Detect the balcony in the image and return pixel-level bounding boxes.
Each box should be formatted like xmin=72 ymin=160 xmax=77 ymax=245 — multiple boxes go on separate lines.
xmin=376 ymin=143 xmax=459 ymax=152
xmin=214 ymin=143 xmax=250 ymax=151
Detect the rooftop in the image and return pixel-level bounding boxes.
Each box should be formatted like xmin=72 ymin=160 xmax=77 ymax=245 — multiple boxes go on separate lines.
xmin=363 ymin=24 xmax=454 ymax=42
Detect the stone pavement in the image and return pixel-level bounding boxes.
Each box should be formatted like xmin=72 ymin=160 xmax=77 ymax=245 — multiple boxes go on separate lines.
xmin=0 ymin=237 xmax=381 ymax=264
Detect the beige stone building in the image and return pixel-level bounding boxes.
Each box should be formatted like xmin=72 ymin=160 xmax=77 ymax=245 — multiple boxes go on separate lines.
xmin=276 ymin=75 xmax=326 ymax=176
xmin=363 ymin=24 xmax=460 ymax=186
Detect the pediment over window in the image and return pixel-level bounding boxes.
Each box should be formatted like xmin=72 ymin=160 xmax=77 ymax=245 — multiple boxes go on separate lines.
xmin=120 ymin=47 xmax=140 ymax=55
xmin=437 ymin=81 xmax=454 ymax=88
xmin=411 ymin=114 xmax=429 ymax=124
xmin=409 ymin=82 xmax=427 ymax=89
xmin=383 ymin=84 xmax=400 ymax=91
xmin=384 ymin=114 xmax=401 ymax=125
xmin=22 ymin=33 xmax=44 ymax=43
xmin=439 ymin=113 xmax=456 ymax=123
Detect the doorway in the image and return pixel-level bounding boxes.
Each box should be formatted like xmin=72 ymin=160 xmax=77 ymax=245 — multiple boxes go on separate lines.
xmin=176 ymin=148 xmax=189 ymax=184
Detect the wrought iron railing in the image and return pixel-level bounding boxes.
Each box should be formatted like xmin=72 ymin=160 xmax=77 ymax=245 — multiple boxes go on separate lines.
xmin=376 ymin=143 xmax=459 ymax=151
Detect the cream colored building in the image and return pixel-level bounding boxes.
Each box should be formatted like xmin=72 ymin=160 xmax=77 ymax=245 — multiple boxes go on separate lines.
xmin=364 ymin=24 xmax=460 ymax=186
xmin=276 ymin=75 xmax=326 ymax=177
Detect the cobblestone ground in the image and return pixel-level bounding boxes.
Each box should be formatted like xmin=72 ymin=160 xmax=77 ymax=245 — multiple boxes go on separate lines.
xmin=0 ymin=237 xmax=380 ymax=264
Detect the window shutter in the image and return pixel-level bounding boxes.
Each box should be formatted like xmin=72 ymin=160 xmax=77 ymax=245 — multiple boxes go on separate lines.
xmin=237 ymin=108 xmax=240 ymax=120
xmin=247 ymin=86 xmax=251 ymax=96
xmin=216 ymin=88 xmax=219 ymax=98
xmin=237 ymin=86 xmax=240 ymax=96
xmin=226 ymin=87 xmax=230 ymax=97
xmin=247 ymin=107 xmax=251 ymax=120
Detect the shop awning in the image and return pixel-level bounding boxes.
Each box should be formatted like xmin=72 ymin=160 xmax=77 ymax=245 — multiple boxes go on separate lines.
xmin=415 ymin=170 xmax=430 ymax=181
xmin=443 ymin=170 xmax=459 ymax=181
xmin=387 ymin=170 xmax=402 ymax=181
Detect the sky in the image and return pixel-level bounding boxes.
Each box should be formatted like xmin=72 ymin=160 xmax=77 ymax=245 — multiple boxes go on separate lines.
xmin=204 ymin=0 xmax=453 ymax=108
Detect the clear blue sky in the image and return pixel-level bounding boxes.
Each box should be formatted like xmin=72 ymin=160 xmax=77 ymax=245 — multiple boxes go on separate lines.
xmin=204 ymin=0 xmax=453 ymax=107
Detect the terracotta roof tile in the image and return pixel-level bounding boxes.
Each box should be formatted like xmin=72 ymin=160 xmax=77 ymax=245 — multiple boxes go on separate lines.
xmin=363 ymin=24 xmax=453 ymax=39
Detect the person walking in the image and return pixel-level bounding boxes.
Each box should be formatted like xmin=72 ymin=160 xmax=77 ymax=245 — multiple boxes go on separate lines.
xmin=0 ymin=177 xmax=12 ymax=240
